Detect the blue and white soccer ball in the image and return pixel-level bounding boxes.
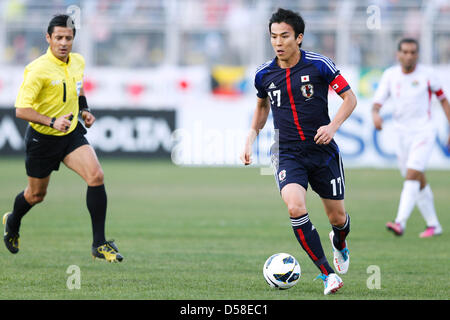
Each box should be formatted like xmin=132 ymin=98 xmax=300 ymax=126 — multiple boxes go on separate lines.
xmin=263 ymin=253 xmax=301 ymax=289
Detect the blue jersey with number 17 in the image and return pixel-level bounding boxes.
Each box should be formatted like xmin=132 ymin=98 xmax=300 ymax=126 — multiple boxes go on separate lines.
xmin=254 ymin=49 xmax=350 ymax=146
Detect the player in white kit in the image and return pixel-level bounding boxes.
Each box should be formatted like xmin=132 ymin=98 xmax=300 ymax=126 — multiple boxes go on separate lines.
xmin=372 ymin=38 xmax=450 ymax=238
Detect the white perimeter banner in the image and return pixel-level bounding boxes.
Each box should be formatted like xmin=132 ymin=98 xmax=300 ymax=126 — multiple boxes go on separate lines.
xmin=1 ymin=64 xmax=449 ymax=168
xmin=172 ymin=94 xmax=450 ymax=169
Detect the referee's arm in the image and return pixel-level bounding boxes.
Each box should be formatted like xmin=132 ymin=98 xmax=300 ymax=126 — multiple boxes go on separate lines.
xmin=78 ymin=87 xmax=95 ymax=128
xmin=15 ymin=68 xmax=72 ymax=132
xmin=16 ymin=108 xmax=72 ymax=133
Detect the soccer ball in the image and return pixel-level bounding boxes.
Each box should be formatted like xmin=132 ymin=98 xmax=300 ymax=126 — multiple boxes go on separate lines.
xmin=263 ymin=253 xmax=301 ymax=289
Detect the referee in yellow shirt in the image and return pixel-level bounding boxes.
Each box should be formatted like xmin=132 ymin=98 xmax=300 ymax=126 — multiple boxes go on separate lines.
xmin=3 ymin=15 xmax=123 ymax=262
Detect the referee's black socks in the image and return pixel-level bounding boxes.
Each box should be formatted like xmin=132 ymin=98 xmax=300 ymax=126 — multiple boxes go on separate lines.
xmin=86 ymin=184 xmax=107 ymax=247
xmin=8 ymin=191 xmax=33 ymax=232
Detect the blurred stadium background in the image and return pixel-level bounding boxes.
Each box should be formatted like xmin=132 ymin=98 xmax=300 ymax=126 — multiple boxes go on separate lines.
xmin=0 ymin=0 xmax=449 ymax=301
xmin=0 ymin=0 xmax=449 ymax=168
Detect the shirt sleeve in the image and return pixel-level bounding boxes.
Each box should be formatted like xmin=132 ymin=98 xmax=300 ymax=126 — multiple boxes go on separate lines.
xmin=372 ymin=69 xmax=391 ymax=105
xmin=73 ymin=53 xmax=85 ymax=95
xmin=428 ymin=71 xmax=446 ymax=101
xmin=314 ymin=56 xmax=350 ymax=94
xmin=73 ymin=53 xmax=85 ymax=77
xmin=329 ymin=73 xmax=351 ymax=95
xmin=15 ymin=67 xmax=44 ymax=109
xmin=254 ymin=71 xmax=268 ymax=99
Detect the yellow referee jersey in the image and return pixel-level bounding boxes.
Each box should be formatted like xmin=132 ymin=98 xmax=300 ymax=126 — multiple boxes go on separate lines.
xmin=15 ymin=47 xmax=85 ymax=136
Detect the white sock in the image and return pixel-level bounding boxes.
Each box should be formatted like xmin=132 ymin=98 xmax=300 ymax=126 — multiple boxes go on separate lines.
xmin=416 ymin=185 xmax=441 ymax=228
xmin=395 ymin=180 xmax=420 ymax=229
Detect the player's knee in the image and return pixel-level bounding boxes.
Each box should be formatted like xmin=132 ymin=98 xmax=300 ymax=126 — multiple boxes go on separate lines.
xmin=27 ymin=190 xmax=47 ymax=205
xmin=328 ymin=210 xmax=346 ymax=226
xmin=87 ymin=168 xmax=104 ymax=186
xmin=287 ymin=203 xmax=307 ymax=218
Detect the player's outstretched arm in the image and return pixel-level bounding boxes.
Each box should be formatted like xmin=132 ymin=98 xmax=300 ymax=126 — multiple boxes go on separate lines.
xmin=315 ymin=89 xmax=357 ymax=145
xmin=241 ymin=97 xmax=270 ymax=165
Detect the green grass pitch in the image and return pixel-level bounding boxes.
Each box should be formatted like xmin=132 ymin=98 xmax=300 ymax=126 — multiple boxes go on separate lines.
xmin=0 ymin=158 xmax=448 ymax=299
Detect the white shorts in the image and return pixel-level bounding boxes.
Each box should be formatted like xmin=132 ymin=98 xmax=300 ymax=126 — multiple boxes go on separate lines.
xmin=396 ymin=129 xmax=436 ymax=177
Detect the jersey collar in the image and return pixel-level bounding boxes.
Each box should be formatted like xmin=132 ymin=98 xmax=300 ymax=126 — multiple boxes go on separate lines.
xmin=46 ymin=47 xmax=71 ymax=67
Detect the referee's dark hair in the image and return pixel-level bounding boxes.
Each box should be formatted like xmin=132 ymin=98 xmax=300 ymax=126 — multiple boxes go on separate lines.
xmin=269 ymin=8 xmax=305 ymax=48
xmin=47 ymin=14 xmax=76 ymax=38
xmin=398 ymin=38 xmax=419 ymax=52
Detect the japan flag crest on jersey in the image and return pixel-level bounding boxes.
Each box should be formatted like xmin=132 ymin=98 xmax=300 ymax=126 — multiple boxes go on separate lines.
xmin=301 ymin=84 xmax=314 ymax=98
xmin=278 ymin=169 xmax=286 ymax=182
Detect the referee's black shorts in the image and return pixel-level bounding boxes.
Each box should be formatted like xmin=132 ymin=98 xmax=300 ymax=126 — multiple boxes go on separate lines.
xmin=24 ymin=121 xmax=89 ymax=178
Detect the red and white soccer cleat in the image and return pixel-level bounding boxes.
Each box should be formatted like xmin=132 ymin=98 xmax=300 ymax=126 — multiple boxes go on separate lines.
xmin=329 ymin=231 xmax=350 ymax=274
xmin=315 ymin=273 xmax=344 ymax=295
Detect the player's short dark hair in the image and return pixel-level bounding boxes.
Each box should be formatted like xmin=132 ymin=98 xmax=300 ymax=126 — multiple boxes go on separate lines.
xmin=398 ymin=38 xmax=419 ymax=52
xmin=269 ymin=8 xmax=305 ymax=47
xmin=47 ymin=14 xmax=76 ymax=38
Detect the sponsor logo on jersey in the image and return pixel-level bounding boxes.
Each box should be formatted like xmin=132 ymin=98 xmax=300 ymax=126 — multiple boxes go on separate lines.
xmin=269 ymin=82 xmax=277 ymax=89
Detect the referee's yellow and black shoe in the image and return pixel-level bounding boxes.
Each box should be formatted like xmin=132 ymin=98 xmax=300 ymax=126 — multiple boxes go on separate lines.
xmin=92 ymin=240 xmax=123 ymax=263
xmin=3 ymin=212 xmax=20 ymax=254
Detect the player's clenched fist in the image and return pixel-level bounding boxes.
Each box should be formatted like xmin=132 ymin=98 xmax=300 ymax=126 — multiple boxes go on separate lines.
xmin=314 ymin=124 xmax=336 ymax=145
xmin=240 ymin=144 xmax=252 ymax=166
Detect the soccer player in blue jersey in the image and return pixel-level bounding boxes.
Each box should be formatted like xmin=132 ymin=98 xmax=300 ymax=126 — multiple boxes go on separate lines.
xmin=241 ymin=8 xmax=357 ymax=295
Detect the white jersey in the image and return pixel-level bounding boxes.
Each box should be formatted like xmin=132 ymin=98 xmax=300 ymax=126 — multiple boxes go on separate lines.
xmin=373 ymin=64 xmax=446 ymax=133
